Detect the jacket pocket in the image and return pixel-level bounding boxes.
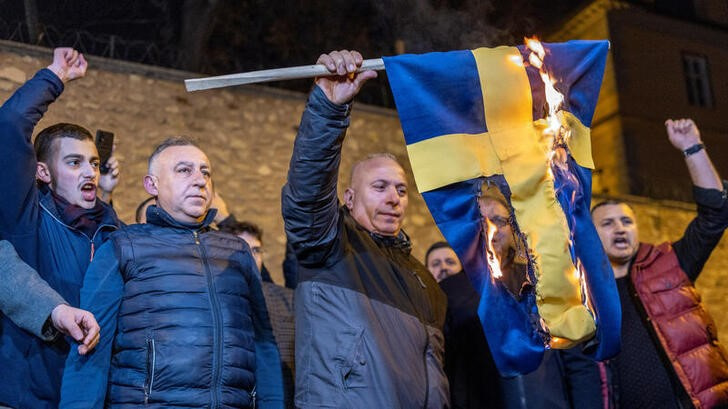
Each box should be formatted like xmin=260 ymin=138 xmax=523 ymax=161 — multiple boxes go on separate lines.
xmin=335 ymin=326 xmax=366 ymax=390
xmin=144 ymin=337 xmax=157 ymax=404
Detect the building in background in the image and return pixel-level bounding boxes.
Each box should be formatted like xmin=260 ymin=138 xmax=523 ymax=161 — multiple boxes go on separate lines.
xmin=548 ymin=0 xmax=728 ymax=201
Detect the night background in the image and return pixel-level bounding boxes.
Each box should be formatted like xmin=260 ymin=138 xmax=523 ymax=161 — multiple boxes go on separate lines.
xmin=1 ymin=0 xmax=727 ymax=349
xmin=2 ymin=0 xmax=590 ymax=107
xmin=2 ymin=0 xmax=726 ymax=216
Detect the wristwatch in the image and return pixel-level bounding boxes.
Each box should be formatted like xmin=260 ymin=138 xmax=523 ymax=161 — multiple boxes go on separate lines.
xmin=683 ymin=143 xmax=705 ymax=157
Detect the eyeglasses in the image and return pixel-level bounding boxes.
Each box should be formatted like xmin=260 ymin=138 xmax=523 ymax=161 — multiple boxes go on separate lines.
xmin=487 ymin=215 xmax=511 ymax=228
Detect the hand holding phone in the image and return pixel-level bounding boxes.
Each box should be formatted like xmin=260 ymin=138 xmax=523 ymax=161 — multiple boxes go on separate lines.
xmin=95 ymin=130 xmax=114 ymax=174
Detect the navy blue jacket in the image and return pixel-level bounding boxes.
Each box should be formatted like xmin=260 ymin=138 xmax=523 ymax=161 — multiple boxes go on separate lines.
xmin=60 ymin=206 xmax=283 ymax=409
xmin=0 ymin=69 xmax=121 ymax=408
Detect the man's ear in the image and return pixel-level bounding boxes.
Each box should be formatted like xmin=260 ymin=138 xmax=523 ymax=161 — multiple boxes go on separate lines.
xmin=36 ymin=162 xmax=52 ymax=184
xmin=143 ymin=175 xmax=159 ymax=196
xmin=343 ymin=188 xmax=355 ymax=210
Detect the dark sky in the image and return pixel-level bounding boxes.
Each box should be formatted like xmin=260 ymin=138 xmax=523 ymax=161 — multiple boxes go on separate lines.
xmin=1 ymin=0 xmax=592 ymax=106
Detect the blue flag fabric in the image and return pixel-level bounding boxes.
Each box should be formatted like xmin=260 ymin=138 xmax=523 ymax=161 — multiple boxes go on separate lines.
xmin=383 ymin=40 xmax=621 ymax=376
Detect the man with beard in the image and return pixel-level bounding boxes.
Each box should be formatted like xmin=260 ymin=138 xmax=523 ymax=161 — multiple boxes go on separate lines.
xmin=592 ymin=119 xmax=728 ymax=409
xmin=425 ymin=242 xmax=462 ymax=283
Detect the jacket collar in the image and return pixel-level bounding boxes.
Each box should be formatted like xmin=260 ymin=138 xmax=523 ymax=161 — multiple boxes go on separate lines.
xmin=368 ymin=229 xmax=412 ymax=254
xmin=145 ymin=204 xmax=217 ymax=231
xmin=39 ymin=184 xmax=122 ymax=229
xmin=633 ymin=242 xmax=673 ymax=269
xmin=341 ymin=206 xmax=412 ymax=254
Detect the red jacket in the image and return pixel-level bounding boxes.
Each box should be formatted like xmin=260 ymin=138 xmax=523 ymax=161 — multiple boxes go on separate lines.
xmin=631 ymin=242 xmax=728 ymax=409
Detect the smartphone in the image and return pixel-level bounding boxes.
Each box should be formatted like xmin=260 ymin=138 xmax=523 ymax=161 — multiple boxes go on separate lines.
xmin=95 ymin=130 xmax=114 ymax=174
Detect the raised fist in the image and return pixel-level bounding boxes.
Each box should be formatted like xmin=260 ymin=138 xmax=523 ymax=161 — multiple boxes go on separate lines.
xmin=47 ymin=47 xmax=88 ymax=83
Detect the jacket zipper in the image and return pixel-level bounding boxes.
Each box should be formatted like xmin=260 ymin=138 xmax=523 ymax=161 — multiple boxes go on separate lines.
xmin=144 ymin=338 xmax=156 ymax=404
xmin=194 ymin=230 xmax=223 ymax=408
xmin=388 ymin=248 xmax=432 ymax=408
xmin=39 ymin=201 xmax=117 ymax=261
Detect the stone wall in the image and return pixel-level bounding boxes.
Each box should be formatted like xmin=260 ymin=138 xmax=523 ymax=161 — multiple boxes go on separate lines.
xmin=0 ymin=40 xmax=444 ymax=283
xmin=1 ymin=40 xmax=726 ymax=339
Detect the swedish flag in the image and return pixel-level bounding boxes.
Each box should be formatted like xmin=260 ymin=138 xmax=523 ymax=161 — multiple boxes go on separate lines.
xmin=383 ymin=40 xmax=621 ymax=376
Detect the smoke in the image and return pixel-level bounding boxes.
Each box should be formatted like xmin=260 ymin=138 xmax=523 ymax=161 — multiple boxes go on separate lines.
xmin=371 ymin=0 xmax=537 ymax=55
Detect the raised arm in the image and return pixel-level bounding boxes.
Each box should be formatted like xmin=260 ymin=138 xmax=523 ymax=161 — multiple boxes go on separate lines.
xmin=280 ymin=50 xmax=376 ymax=266
xmin=0 ymin=48 xmax=86 ymax=241
xmin=665 ymin=118 xmax=721 ymax=190
xmin=667 ymin=119 xmax=728 ymax=280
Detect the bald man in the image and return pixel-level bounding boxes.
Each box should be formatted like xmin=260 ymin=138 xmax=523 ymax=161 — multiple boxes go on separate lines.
xmin=60 ymin=137 xmax=283 ymax=409
xmin=282 ymin=50 xmax=448 ymax=408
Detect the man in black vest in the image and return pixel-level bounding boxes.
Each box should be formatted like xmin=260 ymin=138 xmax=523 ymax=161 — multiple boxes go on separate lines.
xmin=60 ymin=137 xmax=283 ymax=409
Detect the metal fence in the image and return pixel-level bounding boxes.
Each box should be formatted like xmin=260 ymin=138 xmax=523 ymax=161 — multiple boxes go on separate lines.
xmin=0 ymin=19 xmax=179 ymax=68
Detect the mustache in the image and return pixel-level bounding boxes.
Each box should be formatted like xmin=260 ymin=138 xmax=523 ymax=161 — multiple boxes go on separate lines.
xmin=436 ymin=269 xmax=451 ymax=280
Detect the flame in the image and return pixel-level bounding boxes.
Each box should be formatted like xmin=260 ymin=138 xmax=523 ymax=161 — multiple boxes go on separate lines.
xmin=508 ymin=54 xmax=524 ymax=67
xmin=528 ymin=52 xmax=542 ymax=69
xmin=575 ymin=258 xmax=593 ymax=311
xmin=523 ymin=37 xmax=596 ymax=332
xmin=526 ymin=38 xmax=545 ymax=59
xmin=524 ymin=36 xmax=566 ymax=141
xmin=484 ymin=217 xmax=503 ymax=279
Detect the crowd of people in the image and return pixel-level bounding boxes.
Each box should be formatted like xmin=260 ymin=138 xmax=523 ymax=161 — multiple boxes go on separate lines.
xmin=0 ymin=47 xmax=727 ymax=409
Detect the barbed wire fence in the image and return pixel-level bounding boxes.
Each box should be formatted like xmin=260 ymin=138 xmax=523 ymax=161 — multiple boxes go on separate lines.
xmin=0 ymin=19 xmax=180 ymax=68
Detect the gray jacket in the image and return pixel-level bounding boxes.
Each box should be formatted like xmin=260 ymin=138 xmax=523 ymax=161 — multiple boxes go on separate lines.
xmin=282 ymin=88 xmax=449 ymax=408
xmin=0 ymin=240 xmax=65 ymax=340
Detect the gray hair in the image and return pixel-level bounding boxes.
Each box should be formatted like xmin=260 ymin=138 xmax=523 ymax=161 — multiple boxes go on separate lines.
xmin=148 ymin=136 xmax=200 ymax=173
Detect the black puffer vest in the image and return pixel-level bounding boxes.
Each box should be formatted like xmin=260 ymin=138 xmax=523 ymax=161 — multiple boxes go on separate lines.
xmin=107 ymin=206 xmax=257 ymax=408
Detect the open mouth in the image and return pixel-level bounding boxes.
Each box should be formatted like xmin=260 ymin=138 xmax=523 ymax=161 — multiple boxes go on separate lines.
xmin=80 ymin=183 xmax=96 ymax=201
xmin=612 ymin=237 xmax=629 ymax=249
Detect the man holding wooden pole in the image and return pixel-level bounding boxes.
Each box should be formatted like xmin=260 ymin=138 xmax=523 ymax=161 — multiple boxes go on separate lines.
xmin=281 ymin=50 xmax=450 ymax=408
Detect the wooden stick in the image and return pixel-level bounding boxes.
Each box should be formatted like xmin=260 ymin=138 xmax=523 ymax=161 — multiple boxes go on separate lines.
xmin=185 ymin=58 xmax=385 ymax=92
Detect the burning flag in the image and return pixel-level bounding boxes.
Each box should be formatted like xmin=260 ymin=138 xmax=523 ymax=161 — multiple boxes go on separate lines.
xmin=382 ymin=40 xmax=621 ymax=376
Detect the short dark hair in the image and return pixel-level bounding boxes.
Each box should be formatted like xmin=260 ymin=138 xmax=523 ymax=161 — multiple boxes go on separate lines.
xmin=148 ymin=136 xmax=200 ymax=171
xmin=591 ymin=199 xmax=635 ymax=215
xmin=135 ymin=196 xmax=156 ymax=223
xmin=425 ymin=241 xmax=452 ymax=265
xmin=219 ymin=220 xmax=263 ymax=243
xmin=34 ymin=123 xmax=94 ymax=163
